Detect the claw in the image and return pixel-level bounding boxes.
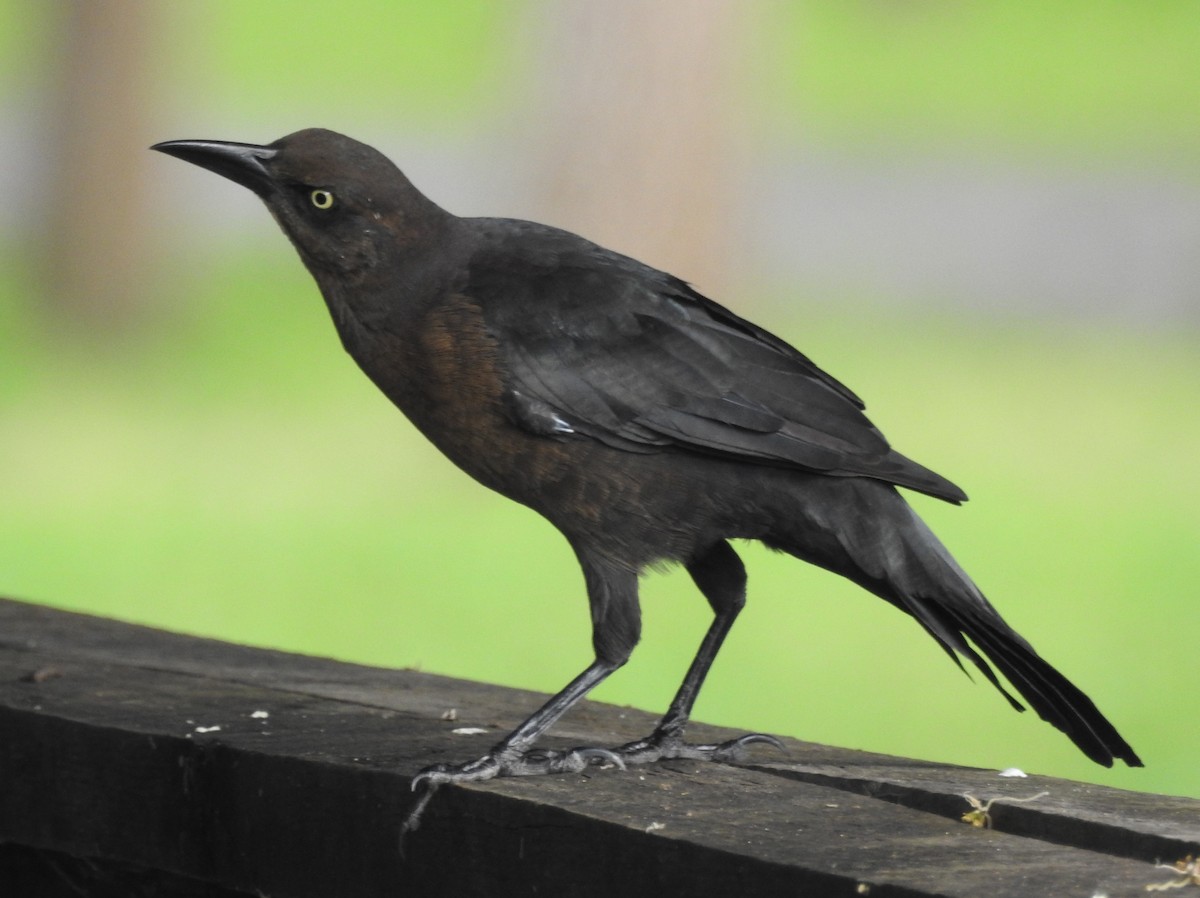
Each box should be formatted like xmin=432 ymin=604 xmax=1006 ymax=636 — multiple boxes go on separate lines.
xmin=400 ymin=778 xmax=439 ymax=846
xmin=402 ymin=744 xmax=617 ymax=841
xmin=400 ymin=731 xmax=782 ymax=842
xmin=410 ymin=743 xmax=626 ymax=787
xmin=573 ymin=746 xmax=627 ymax=770
xmin=411 ymin=753 xmax=501 ymax=789
xmin=617 ymin=729 xmax=787 ymax=765
xmin=707 ymin=732 xmax=788 ymax=762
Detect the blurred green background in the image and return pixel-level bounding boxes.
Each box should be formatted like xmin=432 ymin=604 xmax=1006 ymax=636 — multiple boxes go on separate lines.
xmin=2 ymin=1 xmax=1197 ymax=800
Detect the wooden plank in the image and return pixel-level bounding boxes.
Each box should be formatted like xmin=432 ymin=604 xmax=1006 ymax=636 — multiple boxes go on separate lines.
xmin=754 ymin=753 xmax=1200 ymax=863
xmin=1 ymin=597 xmax=1196 ymax=897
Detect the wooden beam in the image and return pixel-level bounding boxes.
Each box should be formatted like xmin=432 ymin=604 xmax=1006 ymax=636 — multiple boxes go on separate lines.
xmin=1 ymin=598 xmax=1195 ymax=897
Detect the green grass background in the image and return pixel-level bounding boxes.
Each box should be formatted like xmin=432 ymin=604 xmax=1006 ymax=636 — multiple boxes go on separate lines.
xmin=2 ymin=1 xmax=1198 ymax=800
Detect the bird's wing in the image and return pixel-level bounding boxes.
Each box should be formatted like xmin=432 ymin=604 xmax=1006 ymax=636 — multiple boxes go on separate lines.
xmin=469 ymin=233 xmax=965 ymax=502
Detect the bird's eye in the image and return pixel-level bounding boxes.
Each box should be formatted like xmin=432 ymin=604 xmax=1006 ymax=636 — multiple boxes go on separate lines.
xmin=310 ymin=189 xmax=335 ymax=210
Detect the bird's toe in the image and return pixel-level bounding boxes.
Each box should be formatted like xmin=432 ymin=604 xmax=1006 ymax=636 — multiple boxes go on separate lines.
xmin=707 ymin=732 xmax=788 ymax=763
xmin=413 ymin=744 xmax=625 ymax=786
xmin=616 ymin=729 xmax=786 ymax=765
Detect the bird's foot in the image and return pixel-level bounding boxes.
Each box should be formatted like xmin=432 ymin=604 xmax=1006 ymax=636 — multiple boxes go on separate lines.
xmin=401 ymin=745 xmax=625 ymax=841
xmin=615 ymin=728 xmax=787 ymax=766
xmin=411 ymin=744 xmax=625 ymax=790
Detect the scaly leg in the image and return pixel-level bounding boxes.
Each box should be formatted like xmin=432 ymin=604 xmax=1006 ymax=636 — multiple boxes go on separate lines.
xmin=617 ymin=541 xmax=784 ymax=764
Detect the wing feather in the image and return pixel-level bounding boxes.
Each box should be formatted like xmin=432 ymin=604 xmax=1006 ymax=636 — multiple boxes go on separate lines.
xmin=468 ymin=223 xmax=966 ymax=502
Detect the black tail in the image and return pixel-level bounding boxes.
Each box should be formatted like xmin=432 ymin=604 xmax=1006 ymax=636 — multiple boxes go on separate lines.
xmin=770 ymin=477 xmax=1142 ymax=768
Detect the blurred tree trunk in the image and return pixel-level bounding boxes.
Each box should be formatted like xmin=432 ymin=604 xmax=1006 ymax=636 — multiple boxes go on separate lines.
xmin=41 ymin=0 xmax=154 ymax=331
xmin=531 ymin=0 xmax=748 ymax=298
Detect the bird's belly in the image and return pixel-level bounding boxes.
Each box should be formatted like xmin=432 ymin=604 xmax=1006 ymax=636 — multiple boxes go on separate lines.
xmin=439 ymin=428 xmax=779 ymax=567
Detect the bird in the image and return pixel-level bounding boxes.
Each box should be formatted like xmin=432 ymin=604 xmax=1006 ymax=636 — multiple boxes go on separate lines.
xmin=152 ymin=129 xmax=1141 ymax=799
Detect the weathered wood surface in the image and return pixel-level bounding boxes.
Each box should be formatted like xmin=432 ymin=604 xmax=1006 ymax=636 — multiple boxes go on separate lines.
xmin=1 ymin=597 xmax=1196 ymax=897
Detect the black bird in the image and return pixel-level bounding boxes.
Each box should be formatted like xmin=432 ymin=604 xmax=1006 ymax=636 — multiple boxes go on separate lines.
xmin=152 ymin=129 xmax=1141 ymax=795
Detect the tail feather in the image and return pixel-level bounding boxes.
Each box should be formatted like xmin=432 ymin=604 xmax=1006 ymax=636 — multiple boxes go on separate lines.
xmin=894 ymin=511 xmax=1142 ymax=768
xmin=942 ymin=606 xmax=1142 ymax=767
xmin=772 ymin=477 xmax=1142 ymax=768
xmin=894 ymin=514 xmax=1142 ymax=768
xmin=905 ymin=596 xmax=1025 ymax=713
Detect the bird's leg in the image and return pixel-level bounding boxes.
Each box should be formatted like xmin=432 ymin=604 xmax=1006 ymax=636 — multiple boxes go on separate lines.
xmin=617 ymin=541 xmax=785 ymax=765
xmin=406 ymin=550 xmax=640 ymax=823
xmin=411 ymin=658 xmax=625 ymax=790
xmin=403 ymin=658 xmax=624 ymax=838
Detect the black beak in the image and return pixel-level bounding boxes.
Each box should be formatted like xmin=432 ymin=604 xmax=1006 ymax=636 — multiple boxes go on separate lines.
xmin=151 ymin=139 xmax=278 ymax=196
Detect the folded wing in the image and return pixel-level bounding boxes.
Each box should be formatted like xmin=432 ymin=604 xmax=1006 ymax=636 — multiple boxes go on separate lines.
xmin=470 ymin=233 xmax=966 ymax=503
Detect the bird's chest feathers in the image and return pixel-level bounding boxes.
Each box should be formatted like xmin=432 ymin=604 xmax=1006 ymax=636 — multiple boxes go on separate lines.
xmin=354 ymin=295 xmax=537 ymax=491
xmin=415 ymin=298 xmax=505 ymax=422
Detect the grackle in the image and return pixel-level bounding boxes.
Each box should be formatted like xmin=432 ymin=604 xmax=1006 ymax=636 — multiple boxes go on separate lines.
xmin=152 ymin=129 xmax=1141 ymax=806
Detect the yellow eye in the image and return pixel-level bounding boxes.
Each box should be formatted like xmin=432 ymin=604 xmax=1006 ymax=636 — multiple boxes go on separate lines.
xmin=310 ymin=189 xmax=334 ymax=210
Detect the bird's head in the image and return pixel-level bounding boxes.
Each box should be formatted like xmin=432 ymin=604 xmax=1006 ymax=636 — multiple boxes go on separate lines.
xmin=152 ymin=128 xmax=451 ymax=284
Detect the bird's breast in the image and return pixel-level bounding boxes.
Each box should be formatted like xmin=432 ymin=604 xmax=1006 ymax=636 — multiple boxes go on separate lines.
xmin=349 ymin=294 xmax=571 ymax=504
